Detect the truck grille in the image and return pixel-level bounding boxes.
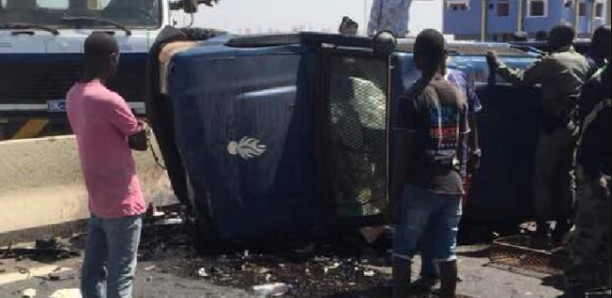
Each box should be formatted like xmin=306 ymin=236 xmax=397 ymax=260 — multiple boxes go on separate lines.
xmin=0 ymin=54 xmax=147 ymax=109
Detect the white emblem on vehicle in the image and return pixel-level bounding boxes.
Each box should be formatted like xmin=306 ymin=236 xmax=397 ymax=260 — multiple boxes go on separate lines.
xmin=227 ymin=137 xmax=267 ymax=160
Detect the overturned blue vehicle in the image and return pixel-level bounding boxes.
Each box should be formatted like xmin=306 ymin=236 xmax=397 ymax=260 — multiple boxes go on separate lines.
xmin=146 ymin=28 xmax=543 ymax=240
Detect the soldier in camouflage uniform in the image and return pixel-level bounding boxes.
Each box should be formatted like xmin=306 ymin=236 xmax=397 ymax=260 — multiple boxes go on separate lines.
xmin=487 ymin=24 xmax=590 ymax=244
xmin=564 ymin=63 xmax=611 ymax=297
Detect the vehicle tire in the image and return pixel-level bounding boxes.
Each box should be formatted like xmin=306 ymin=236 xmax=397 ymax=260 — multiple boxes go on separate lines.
xmin=180 ymin=27 xmax=223 ymax=41
xmin=186 ymin=176 xmax=223 ymax=255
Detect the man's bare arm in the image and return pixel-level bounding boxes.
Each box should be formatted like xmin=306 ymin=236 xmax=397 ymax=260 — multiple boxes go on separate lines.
xmin=389 ymin=129 xmax=415 ymax=223
xmin=467 ymin=115 xmax=480 ymax=175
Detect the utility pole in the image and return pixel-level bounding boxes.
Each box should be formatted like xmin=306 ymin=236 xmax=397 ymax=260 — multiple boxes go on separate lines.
xmin=605 ymin=0 xmax=612 ymax=25
xmin=364 ymin=0 xmax=369 ymax=36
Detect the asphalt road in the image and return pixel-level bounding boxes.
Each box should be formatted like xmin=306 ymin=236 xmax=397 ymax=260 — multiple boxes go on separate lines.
xmin=0 ymin=243 xmax=565 ymax=298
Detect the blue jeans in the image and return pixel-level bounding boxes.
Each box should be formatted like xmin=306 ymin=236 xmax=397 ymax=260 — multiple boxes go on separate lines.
xmin=394 ymin=185 xmax=462 ymax=268
xmin=81 ymin=214 xmax=143 ymax=298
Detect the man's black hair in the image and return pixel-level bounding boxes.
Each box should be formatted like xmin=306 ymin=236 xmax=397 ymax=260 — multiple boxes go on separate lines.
xmin=339 ymin=16 xmax=358 ymax=32
xmin=592 ymin=25 xmax=611 ymax=49
xmin=549 ymin=23 xmax=576 ymax=49
xmin=84 ymin=32 xmax=119 ymax=59
xmin=82 ymin=32 xmax=119 ymax=81
xmin=414 ymin=29 xmax=446 ymax=65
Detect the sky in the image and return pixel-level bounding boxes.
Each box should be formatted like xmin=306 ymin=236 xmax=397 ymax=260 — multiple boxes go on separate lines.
xmin=184 ymin=0 xmax=443 ymax=35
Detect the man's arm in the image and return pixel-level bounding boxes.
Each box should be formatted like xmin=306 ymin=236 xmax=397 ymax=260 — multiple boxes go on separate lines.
xmin=457 ymin=100 xmax=470 ymax=180
xmin=105 ymin=94 xmax=148 ymax=151
xmin=390 ymin=130 xmax=415 ymax=220
xmin=463 ymin=72 xmax=481 ymax=175
xmin=467 ymin=116 xmax=480 ymax=175
xmin=578 ymin=102 xmax=611 ymax=198
xmin=388 ymin=96 xmax=418 ymax=222
xmin=487 ymin=51 xmax=550 ymax=87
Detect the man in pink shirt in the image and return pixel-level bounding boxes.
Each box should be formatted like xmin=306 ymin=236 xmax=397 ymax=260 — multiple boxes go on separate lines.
xmin=67 ymin=32 xmax=147 ymax=298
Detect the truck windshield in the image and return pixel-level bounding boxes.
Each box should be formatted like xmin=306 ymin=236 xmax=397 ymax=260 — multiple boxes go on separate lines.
xmin=0 ymin=0 xmax=161 ymax=29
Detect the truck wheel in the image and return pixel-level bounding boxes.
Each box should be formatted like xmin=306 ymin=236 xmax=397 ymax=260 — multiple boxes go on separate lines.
xmin=180 ymin=28 xmax=223 ymax=41
xmin=186 ymin=177 xmax=223 ymax=255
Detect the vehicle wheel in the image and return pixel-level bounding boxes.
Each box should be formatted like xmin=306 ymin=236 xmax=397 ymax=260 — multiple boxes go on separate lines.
xmin=180 ymin=27 xmax=223 ymax=41
xmin=186 ymin=178 xmax=223 ymax=255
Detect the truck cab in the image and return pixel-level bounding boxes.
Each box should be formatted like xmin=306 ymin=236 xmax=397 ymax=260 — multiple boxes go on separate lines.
xmin=0 ymin=0 xmax=188 ymax=140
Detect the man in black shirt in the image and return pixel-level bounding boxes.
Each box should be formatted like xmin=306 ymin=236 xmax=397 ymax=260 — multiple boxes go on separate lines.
xmin=565 ymin=63 xmax=611 ymax=296
xmin=585 ymin=25 xmax=611 ymax=79
xmin=391 ymin=29 xmax=469 ymax=298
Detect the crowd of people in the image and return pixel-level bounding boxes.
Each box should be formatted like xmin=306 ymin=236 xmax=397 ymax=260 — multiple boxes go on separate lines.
xmin=65 ymin=9 xmax=610 ymax=298
xmin=388 ymin=24 xmax=610 ymax=298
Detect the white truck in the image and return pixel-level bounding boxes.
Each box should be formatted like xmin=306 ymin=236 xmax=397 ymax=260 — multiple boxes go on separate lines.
xmin=0 ymin=0 xmax=215 ymax=140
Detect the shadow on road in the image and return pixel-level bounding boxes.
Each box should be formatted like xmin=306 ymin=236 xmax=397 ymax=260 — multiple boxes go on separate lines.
xmin=541 ymin=274 xmax=565 ymax=291
xmin=325 ymin=285 xmax=391 ymax=298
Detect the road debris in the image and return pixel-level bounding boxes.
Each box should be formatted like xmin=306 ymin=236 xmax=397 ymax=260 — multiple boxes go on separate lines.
xmin=21 ymin=288 xmax=36 ymax=298
xmin=49 ymin=288 xmax=81 ymax=298
xmin=363 ymin=270 xmax=375 ymax=277
xmin=1 ymin=239 xmax=79 ymax=262
xmin=251 ymin=282 xmax=289 ymax=297
xmin=197 ymin=267 xmax=210 ymax=278
xmin=47 ymin=268 xmax=76 ymax=281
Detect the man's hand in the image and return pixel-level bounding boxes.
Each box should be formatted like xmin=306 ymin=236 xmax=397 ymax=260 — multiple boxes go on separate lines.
xmin=590 ymin=177 xmax=611 ymax=200
xmin=467 ymin=149 xmax=481 ymax=176
xmin=198 ymin=0 xmax=219 ymax=7
xmin=486 ymin=51 xmax=501 ymax=69
xmin=128 ymin=121 xmax=149 ymax=152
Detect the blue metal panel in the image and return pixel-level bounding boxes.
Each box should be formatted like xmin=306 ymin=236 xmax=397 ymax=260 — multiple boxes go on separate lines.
xmin=169 ymin=44 xmax=321 ymax=238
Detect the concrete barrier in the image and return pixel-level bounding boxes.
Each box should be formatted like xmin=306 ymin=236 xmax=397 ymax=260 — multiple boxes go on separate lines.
xmin=0 ymin=135 xmax=176 ymax=235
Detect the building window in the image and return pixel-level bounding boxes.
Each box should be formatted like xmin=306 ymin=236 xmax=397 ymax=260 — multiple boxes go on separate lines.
xmin=578 ymin=2 xmax=587 ymax=16
xmin=497 ymin=1 xmax=510 ymax=16
xmin=446 ymin=0 xmax=470 ymax=11
xmin=528 ymin=0 xmax=547 ymax=17
xmin=594 ymin=2 xmax=604 ymax=18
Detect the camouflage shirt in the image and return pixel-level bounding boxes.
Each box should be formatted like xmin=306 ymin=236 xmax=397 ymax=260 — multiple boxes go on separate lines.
xmin=497 ymin=45 xmax=590 ymax=116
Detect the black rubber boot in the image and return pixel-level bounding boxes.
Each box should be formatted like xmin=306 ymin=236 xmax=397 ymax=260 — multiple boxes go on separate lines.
xmin=534 ymin=220 xmax=551 ymax=249
xmin=392 ymin=257 xmax=411 ymax=298
xmin=552 ymin=217 xmax=571 ymax=245
xmin=439 ymin=260 xmax=458 ymax=298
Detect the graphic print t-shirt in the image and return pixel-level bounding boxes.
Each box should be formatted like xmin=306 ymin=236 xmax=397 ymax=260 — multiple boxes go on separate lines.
xmin=398 ymin=77 xmax=470 ymax=195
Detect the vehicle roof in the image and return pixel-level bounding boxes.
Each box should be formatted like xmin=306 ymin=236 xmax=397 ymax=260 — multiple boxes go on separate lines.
xmin=397 ymin=41 xmax=535 ymax=56
xmin=225 ymin=32 xmax=539 ymax=57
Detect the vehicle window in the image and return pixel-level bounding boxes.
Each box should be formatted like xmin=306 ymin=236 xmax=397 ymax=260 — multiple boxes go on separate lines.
xmin=0 ymin=0 xmax=161 ymax=29
xmin=37 ymin=0 xmax=68 ymax=9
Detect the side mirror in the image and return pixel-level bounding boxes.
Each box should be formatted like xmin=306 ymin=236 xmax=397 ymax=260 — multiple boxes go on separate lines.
xmin=183 ymin=0 xmax=198 ymax=13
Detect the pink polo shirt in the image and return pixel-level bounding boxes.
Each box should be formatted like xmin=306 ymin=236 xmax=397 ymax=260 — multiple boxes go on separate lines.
xmin=67 ymin=80 xmax=146 ymax=219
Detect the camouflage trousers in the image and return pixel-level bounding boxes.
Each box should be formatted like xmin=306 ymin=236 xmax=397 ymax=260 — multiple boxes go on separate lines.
xmin=565 ymin=176 xmax=611 ymax=292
